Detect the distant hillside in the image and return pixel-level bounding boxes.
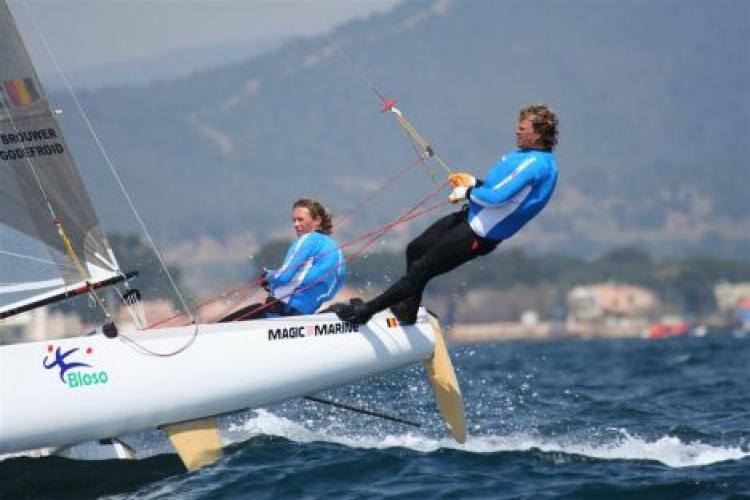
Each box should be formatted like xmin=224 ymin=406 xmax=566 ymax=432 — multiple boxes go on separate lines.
xmin=49 ymin=0 xmax=750 ymax=260
xmin=42 ymin=36 xmax=288 ymax=90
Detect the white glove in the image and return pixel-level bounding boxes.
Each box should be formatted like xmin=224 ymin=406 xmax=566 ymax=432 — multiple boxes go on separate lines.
xmin=449 ymin=185 xmax=469 ymax=204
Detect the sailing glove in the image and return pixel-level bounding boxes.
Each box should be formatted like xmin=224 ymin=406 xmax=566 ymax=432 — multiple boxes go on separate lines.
xmin=449 ymin=172 xmax=477 ymax=188
xmin=449 ymin=172 xmax=476 ymax=203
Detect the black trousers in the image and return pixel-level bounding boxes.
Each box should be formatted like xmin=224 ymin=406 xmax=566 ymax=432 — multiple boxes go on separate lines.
xmin=218 ymin=297 xmax=300 ymax=322
xmin=368 ymin=209 xmax=498 ymax=321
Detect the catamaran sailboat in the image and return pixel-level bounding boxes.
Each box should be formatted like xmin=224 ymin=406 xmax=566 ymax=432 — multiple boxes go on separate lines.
xmin=0 ymin=1 xmax=465 ymax=471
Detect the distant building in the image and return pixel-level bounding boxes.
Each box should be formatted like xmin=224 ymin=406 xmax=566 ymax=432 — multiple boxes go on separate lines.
xmin=714 ymin=282 xmax=750 ymax=312
xmin=0 ymin=307 xmax=86 ymax=344
xmin=565 ymin=282 xmax=660 ymax=338
xmin=567 ymin=282 xmax=659 ymax=321
xmin=737 ymin=298 xmax=750 ymax=330
xmin=714 ymin=282 xmax=750 ymax=330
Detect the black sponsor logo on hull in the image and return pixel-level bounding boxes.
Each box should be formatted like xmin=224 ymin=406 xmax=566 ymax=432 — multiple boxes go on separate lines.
xmin=268 ymin=321 xmax=359 ymax=341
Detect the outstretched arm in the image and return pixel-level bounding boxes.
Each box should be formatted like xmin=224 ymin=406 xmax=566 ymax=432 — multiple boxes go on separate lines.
xmin=470 ymin=157 xmax=542 ymax=207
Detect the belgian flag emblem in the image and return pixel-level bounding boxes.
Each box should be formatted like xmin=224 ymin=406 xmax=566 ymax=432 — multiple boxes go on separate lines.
xmin=386 ymin=317 xmax=398 ymax=328
xmin=2 ymin=78 xmax=40 ymax=107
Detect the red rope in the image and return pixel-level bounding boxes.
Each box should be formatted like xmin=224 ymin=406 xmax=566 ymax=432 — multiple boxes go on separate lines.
xmin=145 ymin=274 xmax=266 ymax=328
xmin=225 ymin=181 xmax=451 ymax=322
xmin=334 ymin=156 xmax=426 ymax=229
xmin=144 ymin=173 xmax=452 ymax=328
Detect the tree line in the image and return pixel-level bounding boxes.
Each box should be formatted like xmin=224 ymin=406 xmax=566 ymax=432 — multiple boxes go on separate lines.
xmin=55 ymin=236 xmax=750 ymax=322
xmin=256 ymin=241 xmax=750 ymax=315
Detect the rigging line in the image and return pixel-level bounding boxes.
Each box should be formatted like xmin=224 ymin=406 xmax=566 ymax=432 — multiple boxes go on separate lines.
xmin=191 ymin=281 xmax=261 ymax=322
xmin=226 ymin=229 xmax=406 ymax=321
xmin=230 ymin=182 xmax=450 ymax=321
xmin=6 ymin=5 xmax=111 ymax=322
xmin=141 ymin=171 xmax=408 ymax=326
xmin=348 ymin=200 xmax=450 ymax=259
xmin=0 ymin=111 xmax=56 ymax=223
xmin=206 ymin=177 xmax=451 ymax=323
xmin=335 ymin=178 xmax=450 ymax=255
xmin=328 ymin=37 xmax=388 ymax=104
xmin=145 ymin=276 xmax=267 ymax=328
xmin=176 ymin=174 xmax=450 ymax=324
xmin=0 ymin=101 xmax=115 ymax=323
xmin=0 ymin=62 xmax=59 ymax=233
xmin=113 ymin=287 xmax=142 ymax=328
xmin=386 ymin=102 xmax=452 ymax=175
xmin=212 ymin=291 xmax=261 ymax=324
xmin=53 ymin=219 xmax=116 ymax=322
xmin=21 ymin=1 xmax=195 ymax=325
xmin=228 ymin=254 xmax=346 ymax=321
xmin=329 ymin=38 xmax=452 ymax=176
xmin=141 ymin=49 xmax=454 ymax=326
xmin=333 ymin=156 xmax=426 ymax=229
xmin=116 ymin=322 xmax=199 ymax=357
xmin=304 ymin=396 xmax=421 ymax=428
xmin=0 ymin=48 xmax=88 ymax=272
xmin=143 ymin=173 xmax=431 ymax=324
xmin=187 ymin=176 xmax=451 ymax=324
xmin=0 ymin=248 xmax=74 ymax=267
xmin=344 ymin=192 xmax=450 ymax=264
xmin=117 ymin=198 xmax=448 ymax=348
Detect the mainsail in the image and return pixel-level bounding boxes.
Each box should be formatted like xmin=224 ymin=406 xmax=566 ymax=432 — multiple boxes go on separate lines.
xmin=0 ymin=1 xmax=120 ymax=318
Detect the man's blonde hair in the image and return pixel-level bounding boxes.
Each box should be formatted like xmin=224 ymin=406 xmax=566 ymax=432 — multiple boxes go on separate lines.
xmin=520 ymin=103 xmax=558 ymax=151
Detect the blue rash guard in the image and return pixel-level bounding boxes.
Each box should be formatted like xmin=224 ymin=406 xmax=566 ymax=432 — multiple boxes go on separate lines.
xmin=266 ymin=231 xmax=345 ymax=315
xmin=467 ymin=149 xmax=558 ymax=242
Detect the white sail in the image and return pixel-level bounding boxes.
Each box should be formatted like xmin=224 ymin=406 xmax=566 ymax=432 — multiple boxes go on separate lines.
xmin=0 ymin=1 xmax=120 ymax=321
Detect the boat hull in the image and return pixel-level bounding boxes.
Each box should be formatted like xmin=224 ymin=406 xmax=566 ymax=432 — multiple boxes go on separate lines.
xmin=0 ymin=309 xmax=435 ymax=454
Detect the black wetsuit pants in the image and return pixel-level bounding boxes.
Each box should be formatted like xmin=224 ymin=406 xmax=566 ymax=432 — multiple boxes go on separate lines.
xmin=219 ymin=296 xmax=300 ymax=322
xmin=367 ymin=209 xmax=498 ymax=322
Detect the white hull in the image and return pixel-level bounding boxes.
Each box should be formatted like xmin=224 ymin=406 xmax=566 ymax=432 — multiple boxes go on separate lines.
xmin=0 ymin=309 xmax=436 ymax=454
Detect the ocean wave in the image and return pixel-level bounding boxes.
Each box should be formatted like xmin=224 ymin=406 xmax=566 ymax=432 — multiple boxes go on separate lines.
xmin=227 ymin=411 xmax=749 ymax=468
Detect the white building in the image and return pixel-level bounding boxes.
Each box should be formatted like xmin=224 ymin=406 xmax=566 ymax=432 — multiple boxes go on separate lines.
xmin=0 ymin=307 xmax=86 ymax=344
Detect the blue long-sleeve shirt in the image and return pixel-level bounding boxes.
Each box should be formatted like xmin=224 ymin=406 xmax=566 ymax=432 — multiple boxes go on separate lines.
xmin=467 ymin=149 xmax=558 ymax=241
xmin=266 ymin=231 xmax=345 ymax=314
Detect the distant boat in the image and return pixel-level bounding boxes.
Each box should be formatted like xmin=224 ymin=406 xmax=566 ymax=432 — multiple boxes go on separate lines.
xmin=647 ymin=318 xmax=689 ymax=339
xmin=0 ymin=0 xmax=465 ymax=471
xmin=735 ymin=297 xmax=750 ymax=331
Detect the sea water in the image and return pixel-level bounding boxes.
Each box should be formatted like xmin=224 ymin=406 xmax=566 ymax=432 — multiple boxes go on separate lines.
xmin=2 ymin=331 xmax=749 ymax=498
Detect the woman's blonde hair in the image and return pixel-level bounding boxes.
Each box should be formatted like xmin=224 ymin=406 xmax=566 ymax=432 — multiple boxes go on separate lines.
xmin=293 ymin=198 xmax=333 ymax=234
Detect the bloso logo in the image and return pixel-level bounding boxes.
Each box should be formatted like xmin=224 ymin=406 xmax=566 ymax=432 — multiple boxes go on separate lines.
xmin=43 ymin=344 xmax=110 ymax=389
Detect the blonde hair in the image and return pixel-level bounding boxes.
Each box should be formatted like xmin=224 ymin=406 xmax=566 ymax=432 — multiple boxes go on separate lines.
xmin=519 ymin=103 xmax=559 ymax=151
xmin=293 ymin=198 xmax=333 ymax=234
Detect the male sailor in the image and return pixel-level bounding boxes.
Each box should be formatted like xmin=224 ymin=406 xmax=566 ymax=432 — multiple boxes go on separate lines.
xmin=332 ymin=103 xmax=559 ymax=325
xmin=220 ymin=198 xmax=345 ymax=321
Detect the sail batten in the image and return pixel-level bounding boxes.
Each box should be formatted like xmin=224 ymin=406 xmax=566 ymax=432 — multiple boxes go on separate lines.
xmin=0 ymin=277 xmax=64 ymax=294
xmin=0 ymin=1 xmax=120 ymax=318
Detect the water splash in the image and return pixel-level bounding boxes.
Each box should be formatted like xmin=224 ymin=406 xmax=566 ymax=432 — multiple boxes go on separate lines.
xmin=227 ymin=411 xmax=749 ymax=468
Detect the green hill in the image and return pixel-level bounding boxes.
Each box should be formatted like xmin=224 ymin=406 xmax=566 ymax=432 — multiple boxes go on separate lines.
xmin=51 ymin=0 xmax=749 ymax=260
